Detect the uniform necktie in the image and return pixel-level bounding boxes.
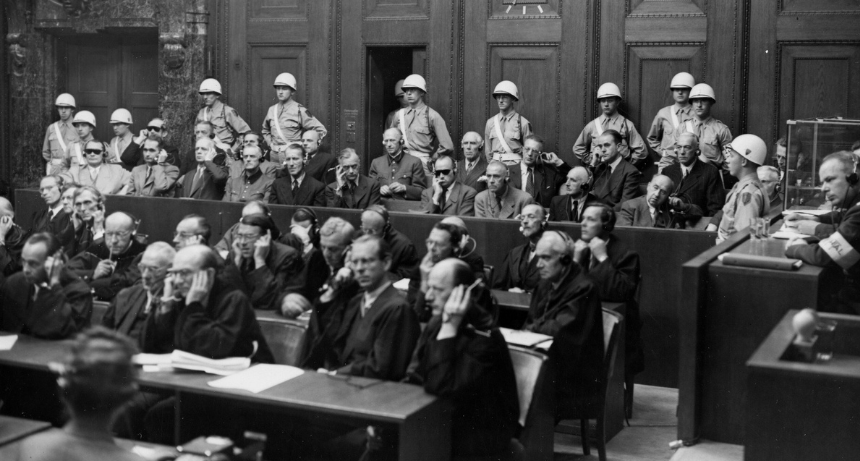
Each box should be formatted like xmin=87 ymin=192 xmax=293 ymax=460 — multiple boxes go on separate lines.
xmin=526 ymin=168 xmax=535 ymax=197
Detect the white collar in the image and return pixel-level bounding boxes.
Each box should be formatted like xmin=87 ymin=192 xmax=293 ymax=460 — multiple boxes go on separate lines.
xmin=608 ymin=155 xmax=622 ymax=172
xmin=363 ymin=281 xmax=391 ymax=308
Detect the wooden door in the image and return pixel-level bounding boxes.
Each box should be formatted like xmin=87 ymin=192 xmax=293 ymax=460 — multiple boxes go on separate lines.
xmin=220 ymin=0 xmax=332 ymax=150
xmin=749 ymin=1 xmax=860 ymax=152
xmin=65 ymin=35 xmax=159 ymax=143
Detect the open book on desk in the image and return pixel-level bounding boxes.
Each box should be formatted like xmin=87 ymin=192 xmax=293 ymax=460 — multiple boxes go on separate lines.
xmin=133 ymin=350 xmax=251 ymax=376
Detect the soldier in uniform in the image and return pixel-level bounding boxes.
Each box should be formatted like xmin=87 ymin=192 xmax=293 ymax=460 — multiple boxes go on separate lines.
xmin=65 ymin=111 xmax=97 ymax=171
xmin=716 ymin=134 xmax=769 ymax=243
xmin=388 ymin=74 xmax=454 ymax=176
xmin=786 ymin=152 xmax=860 ymax=314
xmin=196 ymin=78 xmax=252 ymax=156
xmin=648 ymin=72 xmax=696 ymax=172
xmin=572 ymin=82 xmax=647 ymax=169
xmin=674 ymin=83 xmax=734 ymax=188
xmin=262 ymin=72 xmax=327 ymax=164
xmin=42 ymin=93 xmax=80 ymax=175
xmin=484 ymin=80 xmax=532 ymax=166
xmin=384 ymin=79 xmax=408 ymax=129
xmin=107 ymin=109 xmax=138 ymax=171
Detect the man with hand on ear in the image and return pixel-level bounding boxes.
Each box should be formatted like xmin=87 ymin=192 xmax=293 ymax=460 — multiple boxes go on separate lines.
xmin=419 ymin=155 xmax=477 ymax=216
xmin=550 ymin=166 xmax=601 ymax=222
xmin=126 ymin=137 xmax=180 ymax=197
xmin=369 ymin=127 xmax=427 ymax=201
xmin=221 ymin=213 xmax=304 ymax=311
xmin=0 ymin=197 xmax=27 ymax=283
xmin=493 ymin=204 xmax=546 ymax=293
xmin=786 ymin=152 xmax=860 ymax=314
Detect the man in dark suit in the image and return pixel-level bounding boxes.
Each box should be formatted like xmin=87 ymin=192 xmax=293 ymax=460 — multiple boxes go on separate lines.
xmin=270 ymin=143 xmax=326 ymax=206
xmin=456 ymin=131 xmax=488 ymax=193
xmin=179 ymin=121 xmax=229 ymax=177
xmin=324 ymin=235 xmax=420 ymax=380
xmin=507 ymin=134 xmax=571 ymax=208
xmin=31 ymin=175 xmax=74 ymax=250
xmin=121 ymin=118 xmax=179 ymax=168
xmin=574 ymin=204 xmax=644 ymax=386
xmin=618 ymin=174 xmax=702 ymax=228
xmin=369 ymin=128 xmax=428 ymax=201
xmin=419 ymin=155 xmax=477 ymax=216
xmin=549 ymin=166 xmax=602 ymax=223
xmin=179 ymin=137 xmax=229 ymax=200
xmin=493 ymin=203 xmax=545 ymax=293
xmin=406 ymin=258 xmax=519 ymax=459
xmin=360 ymin=205 xmax=419 ymax=281
xmin=102 ymin=242 xmax=175 ymax=345
xmin=474 ymin=161 xmax=536 ymax=219
xmin=662 ymin=132 xmax=726 ymax=217
xmin=524 ymin=231 xmax=604 ymax=419
xmin=303 ymin=130 xmax=338 ymax=185
xmin=220 ymin=214 xmax=304 ymax=311
xmin=591 ymin=129 xmax=642 ymax=209
xmin=0 ymin=232 xmax=92 ymax=339
xmin=325 ymin=148 xmax=382 ymax=209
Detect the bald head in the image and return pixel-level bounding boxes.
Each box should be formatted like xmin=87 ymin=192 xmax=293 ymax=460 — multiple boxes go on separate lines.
xmin=426 ymin=258 xmax=475 ymax=316
xmin=565 ymin=166 xmax=591 ymax=197
xmin=522 ymin=203 xmax=545 ymax=220
xmin=646 ymin=174 xmax=674 ymax=208
xmin=105 ymin=212 xmax=134 ymax=230
xmin=0 ymin=197 xmax=14 ymax=219
xmin=143 ymin=241 xmax=175 ymax=265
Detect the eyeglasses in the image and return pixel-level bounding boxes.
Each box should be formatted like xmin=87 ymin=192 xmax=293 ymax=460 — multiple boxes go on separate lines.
xmin=167 ymin=268 xmax=195 ymax=278
xmin=174 ymin=231 xmax=200 ymax=239
xmin=434 ymin=169 xmax=452 ymax=177
xmin=84 ymin=149 xmax=104 ymax=155
xmin=138 ymin=264 xmax=165 ymax=274
xmin=147 ymin=126 xmax=162 ymax=132
xmin=105 ymin=230 xmax=132 ymax=239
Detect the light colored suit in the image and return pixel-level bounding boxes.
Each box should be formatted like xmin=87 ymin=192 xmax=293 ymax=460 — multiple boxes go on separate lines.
xmin=127 ymin=163 xmax=180 ymax=197
xmin=474 ymin=185 xmax=535 ymax=219
xmin=62 ymin=163 xmax=130 ymax=195
xmin=419 ymin=182 xmax=477 ymax=216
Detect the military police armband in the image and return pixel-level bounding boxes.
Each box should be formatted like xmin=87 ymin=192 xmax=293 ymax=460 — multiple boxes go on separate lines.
xmin=819 ymin=231 xmax=860 ymax=270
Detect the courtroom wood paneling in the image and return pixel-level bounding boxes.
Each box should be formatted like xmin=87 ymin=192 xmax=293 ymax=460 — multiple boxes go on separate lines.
xmin=488 ymin=45 xmax=559 ymax=150
xmin=778 ymin=45 xmax=860 ymax=131
xmin=626 ymin=45 xmax=704 ymax=140
xmin=364 ymin=0 xmax=429 ymax=19
xmin=65 ymin=38 xmax=119 ymax=143
xmin=249 ymin=0 xmax=307 ymax=20
xmin=248 ymin=45 xmax=307 ymax=133
xmin=122 ymin=40 xmax=160 ymax=131
xmin=781 ymin=0 xmax=860 ymax=13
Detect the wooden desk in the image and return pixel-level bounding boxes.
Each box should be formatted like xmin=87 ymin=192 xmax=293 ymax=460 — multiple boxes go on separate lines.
xmin=0 ymin=426 xmax=179 ymax=459
xmin=0 ymin=334 xmax=451 ymax=461
xmin=0 ymin=415 xmax=51 ymax=447
xmin=746 ymin=311 xmax=860 ymax=461
xmin=678 ymin=230 xmax=838 ymax=445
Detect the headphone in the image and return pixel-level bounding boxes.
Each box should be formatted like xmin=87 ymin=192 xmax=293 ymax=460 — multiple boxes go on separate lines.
xmin=580 ymin=168 xmax=594 ymax=193
xmin=294 ymin=207 xmax=320 ymax=235
xmin=553 ymin=230 xmax=574 ymax=265
xmin=848 ymin=170 xmax=859 ymax=186
xmin=364 ymin=205 xmax=391 ymax=235
xmin=519 ymin=210 xmax=549 ymax=233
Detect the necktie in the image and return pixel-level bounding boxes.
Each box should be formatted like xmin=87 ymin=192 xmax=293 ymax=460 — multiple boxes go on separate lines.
xmin=292 ymin=179 xmax=298 ymax=193
xmin=571 ymin=200 xmax=579 ymax=221
xmin=145 ymin=167 xmax=152 ymax=182
xmin=362 ymin=299 xmax=372 ymax=318
xmin=682 ymin=167 xmax=688 ymax=178
xmin=192 ymin=166 xmax=203 ymax=191
xmin=495 ymin=195 xmax=503 ymax=218
xmin=526 ymin=168 xmax=535 ymax=196
xmin=650 ymin=208 xmax=657 ymax=224
xmin=466 ymin=162 xmax=473 ymax=174
xmin=89 ymin=168 xmax=98 ymax=181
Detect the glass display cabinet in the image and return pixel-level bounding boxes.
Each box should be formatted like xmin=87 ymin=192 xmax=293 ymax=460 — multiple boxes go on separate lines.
xmin=783 ymin=118 xmax=860 ymax=210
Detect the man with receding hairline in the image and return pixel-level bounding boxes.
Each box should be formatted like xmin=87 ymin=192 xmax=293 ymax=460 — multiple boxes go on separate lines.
xmin=456 ymin=132 xmax=488 ymax=192
xmin=549 ymin=166 xmax=602 ymax=222
xmin=619 ymin=174 xmax=702 ymax=228
xmin=223 ymin=145 xmax=274 ymax=203
xmin=31 ymin=175 xmax=75 ymax=249
xmin=179 ymin=137 xmax=229 ymax=200
xmin=419 ymin=155 xmax=477 ymax=216
xmin=326 ymin=148 xmax=382 ymax=209
xmin=303 ymin=130 xmax=338 ymax=185
xmin=494 ymin=203 xmax=546 ymax=292
xmin=591 ymin=130 xmax=642 ymax=209
xmin=369 ymin=127 xmax=428 ymax=201
xmin=662 ymin=131 xmax=725 ymax=217
xmin=474 ymin=161 xmax=535 ymax=219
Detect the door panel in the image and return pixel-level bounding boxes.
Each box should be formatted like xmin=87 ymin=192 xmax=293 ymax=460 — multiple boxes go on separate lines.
xmin=123 ymin=42 xmax=159 ymax=131
xmin=779 ymin=45 xmax=860 ymax=126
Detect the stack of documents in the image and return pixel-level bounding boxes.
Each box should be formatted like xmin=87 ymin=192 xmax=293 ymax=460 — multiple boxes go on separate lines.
xmin=133 ymin=350 xmax=251 ymax=376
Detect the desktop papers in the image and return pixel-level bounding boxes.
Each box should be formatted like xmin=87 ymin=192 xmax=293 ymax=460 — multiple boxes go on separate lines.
xmin=207 ymin=364 xmax=304 ymax=393
xmin=0 ymin=335 xmax=18 ymax=351
xmin=499 ymin=327 xmax=553 ymax=348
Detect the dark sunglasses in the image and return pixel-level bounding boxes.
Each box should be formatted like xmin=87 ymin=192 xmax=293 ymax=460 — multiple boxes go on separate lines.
xmin=147 ymin=126 xmax=163 ymax=132
xmin=84 ymin=149 xmax=104 ymax=155
xmin=433 ymin=169 xmax=452 ymax=177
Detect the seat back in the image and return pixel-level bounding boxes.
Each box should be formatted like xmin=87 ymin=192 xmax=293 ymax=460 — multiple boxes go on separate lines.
xmin=601 ymin=309 xmax=623 ymax=391
xmin=509 ymin=345 xmax=554 ymax=461
xmin=257 ymin=319 xmax=307 ymax=366
xmin=483 ymin=264 xmax=495 ymax=283
xmin=91 ymin=300 xmax=110 ymax=327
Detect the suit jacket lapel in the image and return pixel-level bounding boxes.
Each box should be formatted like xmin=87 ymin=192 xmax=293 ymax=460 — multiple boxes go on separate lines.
xmin=353 ymin=177 xmax=369 ymax=204
xmin=116 ymin=287 xmax=147 ymax=333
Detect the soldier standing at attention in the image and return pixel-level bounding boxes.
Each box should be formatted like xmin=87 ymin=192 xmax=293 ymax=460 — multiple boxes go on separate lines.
xmin=572 ymin=82 xmax=647 ymax=169
xmin=676 ymin=83 xmax=734 ymax=188
xmin=262 ymin=72 xmax=327 ymax=164
xmin=65 ymin=111 xmax=97 ymax=171
xmin=388 ymin=74 xmax=454 ymax=176
xmin=717 ymin=134 xmax=769 ymax=243
xmin=107 ymin=109 xmax=137 ymax=171
xmin=384 ymin=79 xmax=408 ymax=129
xmin=43 ymin=93 xmax=80 ymax=176
xmin=648 ymin=72 xmax=695 ymax=172
xmin=196 ymin=78 xmax=252 ymax=158
xmin=484 ymin=80 xmax=532 ymax=166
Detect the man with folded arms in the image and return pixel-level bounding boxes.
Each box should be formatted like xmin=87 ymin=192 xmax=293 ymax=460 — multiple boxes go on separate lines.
xmin=0 ymin=232 xmax=92 ymax=339
xmin=67 ymin=212 xmax=145 ymax=301
xmin=524 ymin=231 xmax=603 ymax=419
xmin=221 ymin=213 xmax=304 ymax=311
xmin=405 ymin=258 xmax=519 ymax=460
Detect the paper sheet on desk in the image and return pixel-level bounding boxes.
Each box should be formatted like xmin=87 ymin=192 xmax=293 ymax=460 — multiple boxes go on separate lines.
xmin=772 ymin=231 xmax=812 ymax=240
xmin=207 ymin=364 xmax=304 ymax=393
xmin=393 ymin=278 xmax=410 ymax=291
xmin=0 ymin=335 xmax=18 ymax=350
xmin=500 ymin=327 xmax=553 ymax=348
xmin=783 ymin=209 xmax=831 ymax=217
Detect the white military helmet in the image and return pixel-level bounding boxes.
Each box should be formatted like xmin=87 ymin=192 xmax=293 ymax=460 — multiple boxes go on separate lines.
xmin=670 ymin=72 xmax=695 ymax=89
xmin=72 ymin=110 xmax=96 ymax=128
xmin=274 ymin=73 xmax=297 ymax=91
xmin=55 ymin=93 xmax=76 ymax=108
xmin=493 ymin=81 xmax=519 ymax=100
xmin=198 ymin=78 xmax=222 ymax=95
xmin=401 ymin=74 xmax=427 ymax=93
xmin=110 ymin=108 xmax=133 ymax=125
xmin=596 ymin=82 xmax=622 ymax=99
xmin=729 ymin=134 xmax=767 ymax=166
xmin=689 ymin=83 xmax=716 ymax=102
xmin=394 ymin=79 xmax=405 ymax=97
